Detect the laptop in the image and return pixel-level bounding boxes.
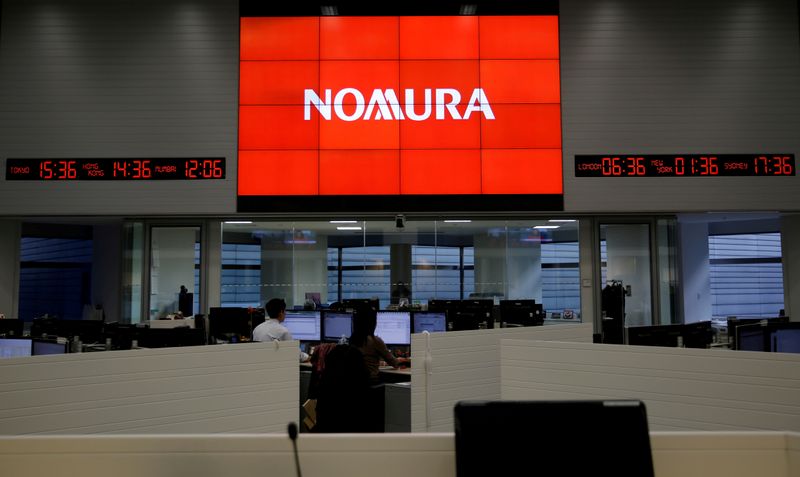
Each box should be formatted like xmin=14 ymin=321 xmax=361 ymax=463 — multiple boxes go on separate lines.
xmin=454 ymin=400 xmax=654 ymax=477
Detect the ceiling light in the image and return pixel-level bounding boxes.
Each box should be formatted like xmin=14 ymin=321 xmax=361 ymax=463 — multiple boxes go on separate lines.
xmin=336 ymin=226 xmax=362 ymax=231
xmin=444 ymin=219 xmax=472 ymax=223
xmin=321 ymin=5 xmax=338 ymax=15
xmin=330 ymin=220 xmax=358 ymax=224
xmin=224 ymin=221 xmax=253 ymax=225
xmin=534 ymin=225 xmax=560 ymax=229
xmin=548 ymin=219 xmax=577 ymax=223
xmin=459 ymin=4 xmax=477 ymax=15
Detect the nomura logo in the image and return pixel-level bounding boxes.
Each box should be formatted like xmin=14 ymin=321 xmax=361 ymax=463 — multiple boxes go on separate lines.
xmin=304 ymin=88 xmax=495 ymax=121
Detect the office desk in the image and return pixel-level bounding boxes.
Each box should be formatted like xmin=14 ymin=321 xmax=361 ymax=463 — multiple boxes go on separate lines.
xmin=380 ymin=366 xmax=411 ymax=383
xmin=2 ymin=432 xmax=797 ymax=477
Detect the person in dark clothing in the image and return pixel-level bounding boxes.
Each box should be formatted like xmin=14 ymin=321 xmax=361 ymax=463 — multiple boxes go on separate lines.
xmin=313 ymin=344 xmax=372 ymax=433
xmin=349 ymin=305 xmax=405 ymax=384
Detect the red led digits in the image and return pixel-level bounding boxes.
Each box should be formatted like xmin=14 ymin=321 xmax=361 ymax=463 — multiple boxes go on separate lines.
xmin=576 ymin=154 xmax=795 ymax=177
xmin=132 ymin=160 xmax=151 ymax=179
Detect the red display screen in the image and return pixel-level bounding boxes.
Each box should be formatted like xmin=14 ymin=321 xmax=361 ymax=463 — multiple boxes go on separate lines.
xmin=237 ymin=13 xmax=563 ymax=212
xmin=574 ymin=155 xmax=796 ymax=177
xmin=5 ymin=158 xmax=226 ymax=180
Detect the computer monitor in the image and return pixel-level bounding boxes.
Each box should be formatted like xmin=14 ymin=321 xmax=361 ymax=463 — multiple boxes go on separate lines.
xmin=30 ymin=319 xmax=105 ymax=343
xmin=0 ymin=319 xmax=24 ymax=337
xmin=499 ymin=299 xmax=543 ymax=327
xmin=626 ymin=324 xmax=682 ymax=347
xmin=768 ymin=322 xmax=800 ymax=353
xmin=375 ymin=311 xmax=411 ymax=345
xmin=412 ymin=311 xmax=447 ymax=333
xmin=137 ymin=327 xmax=206 ymax=348
xmin=455 ymin=300 xmax=494 ymax=330
xmin=32 ymin=339 xmax=69 ymax=355
xmin=727 ymin=316 xmax=788 ymax=349
xmin=736 ymin=323 xmax=768 ymax=351
xmin=322 ymin=311 xmax=353 ymax=343
xmin=342 ymin=298 xmax=380 ymax=311
xmin=681 ymin=321 xmax=714 ymax=349
xmin=58 ymin=319 xmax=105 ymax=344
xmin=427 ymin=299 xmax=459 ymax=312
xmin=103 ymin=322 xmax=140 ymax=350
xmin=284 ymin=310 xmax=321 ymax=341
xmin=454 ymin=400 xmax=654 ymax=477
xmin=0 ymin=338 xmax=32 ymax=359
xmin=208 ymin=307 xmax=259 ymax=342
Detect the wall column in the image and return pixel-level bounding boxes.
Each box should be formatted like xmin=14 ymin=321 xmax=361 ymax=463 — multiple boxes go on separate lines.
xmin=0 ymin=220 xmax=21 ymax=319
xmin=677 ymin=220 xmax=712 ymax=323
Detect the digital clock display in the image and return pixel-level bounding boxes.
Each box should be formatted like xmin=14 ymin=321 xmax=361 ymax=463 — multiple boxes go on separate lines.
xmin=5 ymin=158 xmax=226 ymax=181
xmin=575 ymin=154 xmax=795 ymax=177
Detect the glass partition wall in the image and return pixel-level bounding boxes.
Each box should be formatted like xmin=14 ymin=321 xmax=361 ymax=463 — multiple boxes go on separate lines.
xmin=220 ymin=218 xmax=582 ymax=320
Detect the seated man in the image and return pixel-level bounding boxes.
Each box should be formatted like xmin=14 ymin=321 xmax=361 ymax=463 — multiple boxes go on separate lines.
xmin=252 ymin=298 xmax=309 ymax=362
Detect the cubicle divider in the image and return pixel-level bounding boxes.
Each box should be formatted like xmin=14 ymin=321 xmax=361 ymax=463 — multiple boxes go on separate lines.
xmin=410 ymin=323 xmax=592 ymax=432
xmin=500 ymin=340 xmax=800 ymax=431
xmin=0 ymin=432 xmax=797 ymax=477
xmin=0 ymin=341 xmax=299 ymax=434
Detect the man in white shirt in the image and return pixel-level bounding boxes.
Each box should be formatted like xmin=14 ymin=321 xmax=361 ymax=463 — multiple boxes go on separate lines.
xmin=253 ymin=298 xmax=309 ymax=362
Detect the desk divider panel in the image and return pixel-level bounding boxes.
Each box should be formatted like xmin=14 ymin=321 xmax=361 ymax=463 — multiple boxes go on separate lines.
xmin=410 ymin=323 xmax=593 ymax=432
xmin=0 ymin=432 xmax=797 ymax=477
xmin=0 ymin=342 xmax=299 ymax=434
xmin=500 ymin=340 xmax=800 ymax=432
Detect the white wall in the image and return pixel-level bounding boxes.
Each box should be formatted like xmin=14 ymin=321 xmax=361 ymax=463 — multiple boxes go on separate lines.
xmin=0 ymin=342 xmax=299 ymax=434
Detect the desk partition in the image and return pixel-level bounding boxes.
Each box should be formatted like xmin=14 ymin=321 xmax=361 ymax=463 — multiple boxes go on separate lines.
xmin=409 ymin=323 xmax=592 ymax=432
xmin=0 ymin=432 xmax=797 ymax=477
xmin=500 ymin=340 xmax=800 ymax=431
xmin=0 ymin=341 xmax=299 ymax=434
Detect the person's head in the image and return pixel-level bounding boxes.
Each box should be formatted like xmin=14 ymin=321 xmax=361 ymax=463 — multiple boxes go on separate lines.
xmin=349 ymin=304 xmax=377 ymax=347
xmin=265 ymin=298 xmax=287 ymax=321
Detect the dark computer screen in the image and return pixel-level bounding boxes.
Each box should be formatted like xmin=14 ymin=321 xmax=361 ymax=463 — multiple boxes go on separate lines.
xmin=0 ymin=319 xmax=24 ymax=337
xmin=412 ymin=312 xmax=447 ymax=333
xmin=456 ymin=300 xmax=494 ymax=330
xmin=727 ymin=316 xmax=787 ymax=349
xmin=284 ymin=310 xmax=321 ymax=341
xmin=0 ymin=338 xmax=32 ymax=359
xmin=375 ymin=311 xmax=411 ymax=345
xmin=137 ymin=327 xmax=206 ymax=348
xmin=30 ymin=318 xmax=105 ymax=343
xmin=342 ymin=298 xmax=379 ymax=311
xmin=323 ymin=311 xmax=353 ymax=342
xmin=772 ymin=328 xmax=800 ymax=353
xmin=427 ymin=299 xmax=460 ymax=312
xmin=736 ymin=324 xmax=768 ymax=351
xmin=32 ymin=339 xmax=69 ymax=355
xmin=768 ymin=322 xmax=800 ymax=353
xmin=499 ymin=299 xmax=542 ymax=327
xmin=454 ymin=400 xmax=654 ymax=477
xmin=209 ymin=307 xmax=259 ymax=341
xmin=626 ymin=324 xmax=682 ymax=347
xmin=681 ymin=321 xmax=714 ymax=348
